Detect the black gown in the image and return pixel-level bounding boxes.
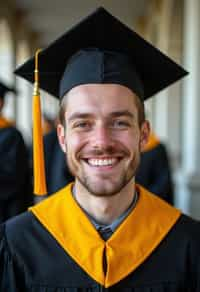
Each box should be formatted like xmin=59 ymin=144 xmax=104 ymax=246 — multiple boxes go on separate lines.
xmin=0 ymin=122 xmax=33 ymax=222
xmin=0 ymin=184 xmax=200 ymax=291
xmin=136 ymin=136 xmax=174 ymax=204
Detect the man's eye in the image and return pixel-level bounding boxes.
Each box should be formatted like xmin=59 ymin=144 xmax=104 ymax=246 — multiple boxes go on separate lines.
xmin=113 ymin=120 xmax=130 ymax=128
xmin=74 ymin=121 xmax=90 ymax=129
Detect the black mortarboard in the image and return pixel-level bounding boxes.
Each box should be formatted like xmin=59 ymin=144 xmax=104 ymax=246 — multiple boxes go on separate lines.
xmin=15 ymin=7 xmax=188 ymax=101
xmin=0 ymin=81 xmax=16 ymax=99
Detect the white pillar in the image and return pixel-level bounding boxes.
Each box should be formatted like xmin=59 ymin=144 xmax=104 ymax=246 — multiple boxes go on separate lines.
xmin=0 ymin=20 xmax=15 ymax=120
xmin=177 ymin=0 xmax=200 ymax=218
xmin=153 ymin=0 xmax=173 ymax=141
xmin=182 ymin=0 xmax=200 ymax=172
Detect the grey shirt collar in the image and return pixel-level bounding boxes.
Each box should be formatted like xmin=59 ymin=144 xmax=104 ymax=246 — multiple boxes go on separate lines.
xmin=72 ymin=186 xmax=138 ymax=238
xmin=88 ymin=191 xmax=138 ymax=233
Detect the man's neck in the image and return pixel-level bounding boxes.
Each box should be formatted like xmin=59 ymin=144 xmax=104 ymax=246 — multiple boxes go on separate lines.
xmin=73 ymin=179 xmax=136 ymax=225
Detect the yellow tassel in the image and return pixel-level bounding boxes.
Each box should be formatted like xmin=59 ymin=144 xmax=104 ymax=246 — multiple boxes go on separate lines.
xmin=33 ymin=49 xmax=47 ymax=195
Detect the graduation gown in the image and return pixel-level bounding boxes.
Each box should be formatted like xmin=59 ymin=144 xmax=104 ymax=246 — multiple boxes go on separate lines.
xmin=0 ymin=117 xmax=33 ymax=222
xmin=0 ymin=184 xmax=200 ymax=292
xmin=136 ymin=132 xmax=174 ymax=204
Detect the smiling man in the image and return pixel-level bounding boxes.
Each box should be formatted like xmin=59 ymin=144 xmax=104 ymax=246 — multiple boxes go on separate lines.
xmin=57 ymin=83 xmax=149 ymax=225
xmin=1 ymin=7 xmax=200 ymax=292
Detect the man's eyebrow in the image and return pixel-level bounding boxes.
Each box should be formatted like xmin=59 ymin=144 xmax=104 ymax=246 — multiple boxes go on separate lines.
xmin=109 ymin=110 xmax=134 ymax=118
xmin=68 ymin=112 xmax=93 ymax=122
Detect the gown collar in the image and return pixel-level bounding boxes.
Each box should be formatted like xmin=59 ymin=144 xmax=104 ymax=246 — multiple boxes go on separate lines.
xmin=30 ymin=183 xmax=181 ymax=288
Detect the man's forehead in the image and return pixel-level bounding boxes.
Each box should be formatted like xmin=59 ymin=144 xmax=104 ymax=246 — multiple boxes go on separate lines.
xmin=67 ymin=83 xmax=136 ymax=97
xmin=66 ymin=83 xmax=136 ymax=105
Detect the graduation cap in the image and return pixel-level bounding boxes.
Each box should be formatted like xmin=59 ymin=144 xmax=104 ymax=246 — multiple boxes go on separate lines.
xmin=0 ymin=81 xmax=16 ymax=99
xmin=15 ymin=7 xmax=188 ymax=100
xmin=14 ymin=7 xmax=188 ymax=195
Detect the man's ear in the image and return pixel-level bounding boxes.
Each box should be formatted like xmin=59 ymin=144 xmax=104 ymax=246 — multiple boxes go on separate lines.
xmin=57 ymin=124 xmax=67 ymax=153
xmin=139 ymin=120 xmax=150 ymax=151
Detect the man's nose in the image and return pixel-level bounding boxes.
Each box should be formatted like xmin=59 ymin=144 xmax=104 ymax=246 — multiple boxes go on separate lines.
xmin=90 ymin=125 xmax=114 ymax=148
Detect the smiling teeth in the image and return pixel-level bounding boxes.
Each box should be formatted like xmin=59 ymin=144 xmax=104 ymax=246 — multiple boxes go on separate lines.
xmin=88 ymin=158 xmax=116 ymax=166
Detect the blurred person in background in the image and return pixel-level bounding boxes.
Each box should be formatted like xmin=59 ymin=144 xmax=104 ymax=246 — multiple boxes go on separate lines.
xmin=0 ymin=81 xmax=33 ymax=222
xmin=42 ymin=112 xmax=56 ymax=135
xmin=136 ymin=131 xmax=174 ymax=204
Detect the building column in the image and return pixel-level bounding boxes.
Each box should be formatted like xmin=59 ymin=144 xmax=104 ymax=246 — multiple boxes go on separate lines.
xmin=177 ymin=0 xmax=200 ymax=218
xmin=152 ymin=0 xmax=173 ymax=141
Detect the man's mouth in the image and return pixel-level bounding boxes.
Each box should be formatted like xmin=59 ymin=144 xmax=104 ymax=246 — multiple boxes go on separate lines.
xmin=86 ymin=158 xmax=120 ymax=167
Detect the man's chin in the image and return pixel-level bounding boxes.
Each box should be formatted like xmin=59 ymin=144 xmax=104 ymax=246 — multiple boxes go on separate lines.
xmin=85 ymin=188 xmax=120 ymax=197
xmin=75 ymin=169 xmax=136 ymax=197
xmin=82 ymin=179 xmax=128 ymax=197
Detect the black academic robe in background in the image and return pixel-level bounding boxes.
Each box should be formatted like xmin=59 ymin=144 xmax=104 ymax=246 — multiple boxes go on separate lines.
xmin=136 ymin=142 xmax=174 ymax=205
xmin=0 ymin=125 xmax=33 ymax=223
xmin=0 ymin=184 xmax=200 ymax=291
xmin=44 ymin=129 xmax=74 ymax=195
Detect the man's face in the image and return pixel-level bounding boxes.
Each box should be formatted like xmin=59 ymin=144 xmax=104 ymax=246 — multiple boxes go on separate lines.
xmin=58 ymin=84 xmax=149 ymax=197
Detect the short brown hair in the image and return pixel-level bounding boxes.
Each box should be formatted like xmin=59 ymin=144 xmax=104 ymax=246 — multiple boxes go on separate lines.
xmin=134 ymin=94 xmax=145 ymax=127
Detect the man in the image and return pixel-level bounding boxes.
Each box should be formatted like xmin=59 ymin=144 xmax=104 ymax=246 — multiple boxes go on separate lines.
xmin=0 ymin=81 xmax=33 ymax=223
xmin=0 ymin=7 xmax=199 ymax=291
xmin=136 ymin=131 xmax=174 ymax=204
